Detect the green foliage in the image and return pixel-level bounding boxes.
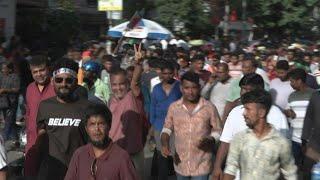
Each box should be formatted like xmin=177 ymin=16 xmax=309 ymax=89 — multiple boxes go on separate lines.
xmin=45 ymin=1 xmax=80 ymax=59
xmin=154 ymin=0 xmax=214 ymax=36
xmin=231 ymin=0 xmax=320 ymax=36
xmin=46 ymin=9 xmax=80 ymax=43
xmin=57 ymin=0 xmax=75 ymax=11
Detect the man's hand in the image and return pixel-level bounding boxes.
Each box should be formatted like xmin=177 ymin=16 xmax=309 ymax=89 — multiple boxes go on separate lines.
xmin=207 ymin=74 xmax=217 ymax=84
xmin=161 ymin=146 xmax=170 ymax=158
xmin=198 ymin=136 xmax=215 ymax=152
xmin=0 ymin=89 xmax=5 ymax=94
xmin=173 ymin=151 xmax=181 ymax=165
xmin=212 ymin=167 xmax=223 ymax=180
xmin=284 ymin=109 xmax=296 ymax=119
xmin=134 ymin=43 xmax=144 ymax=64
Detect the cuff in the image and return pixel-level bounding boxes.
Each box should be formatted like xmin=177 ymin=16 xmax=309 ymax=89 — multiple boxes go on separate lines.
xmin=210 ymin=131 xmax=221 ymax=141
xmin=224 ymin=166 xmax=238 ymax=177
xmin=161 ymin=128 xmax=172 ymax=136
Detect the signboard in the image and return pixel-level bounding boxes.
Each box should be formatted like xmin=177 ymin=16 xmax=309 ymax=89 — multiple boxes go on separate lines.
xmin=107 ymin=11 xmax=122 ymax=20
xmin=98 ymin=0 xmax=123 ymax=11
xmin=123 ymin=26 xmax=148 ymax=39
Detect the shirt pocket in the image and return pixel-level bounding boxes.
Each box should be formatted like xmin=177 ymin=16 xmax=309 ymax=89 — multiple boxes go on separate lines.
xmin=262 ymin=148 xmax=278 ymax=167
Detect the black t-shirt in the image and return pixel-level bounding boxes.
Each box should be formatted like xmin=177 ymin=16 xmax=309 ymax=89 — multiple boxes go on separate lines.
xmin=36 ymin=96 xmax=92 ymax=167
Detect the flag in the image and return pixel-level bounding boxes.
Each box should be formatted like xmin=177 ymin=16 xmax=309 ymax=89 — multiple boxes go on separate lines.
xmin=126 ymin=9 xmax=144 ymax=30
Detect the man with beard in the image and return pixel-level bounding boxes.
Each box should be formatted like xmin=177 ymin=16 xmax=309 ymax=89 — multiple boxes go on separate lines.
xmin=35 ymin=58 xmax=92 ymax=180
xmin=65 ymin=104 xmax=138 ymax=180
xmin=82 ymin=60 xmax=110 ymax=104
xmin=212 ymin=73 xmax=288 ymax=180
xmin=223 ymin=90 xmax=297 ymax=180
xmin=269 ymin=60 xmax=294 ymax=110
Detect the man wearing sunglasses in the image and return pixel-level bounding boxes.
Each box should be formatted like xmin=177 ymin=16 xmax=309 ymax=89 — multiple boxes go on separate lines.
xmin=65 ymin=104 xmax=138 ymax=180
xmin=35 ymin=58 xmax=93 ymax=180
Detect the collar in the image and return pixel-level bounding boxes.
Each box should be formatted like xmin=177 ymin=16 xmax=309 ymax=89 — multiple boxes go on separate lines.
xmin=176 ymin=97 xmax=207 ymax=115
xmin=88 ymin=142 xmax=114 ymax=160
xmin=246 ymin=124 xmax=279 ymax=141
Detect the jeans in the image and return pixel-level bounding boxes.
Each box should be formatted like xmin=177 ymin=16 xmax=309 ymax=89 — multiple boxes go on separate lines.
xmin=176 ymin=173 xmax=209 ymax=180
xmin=2 ymin=103 xmax=18 ymax=141
xmin=157 ymin=150 xmax=172 ymax=180
xmin=292 ymin=141 xmax=303 ymax=167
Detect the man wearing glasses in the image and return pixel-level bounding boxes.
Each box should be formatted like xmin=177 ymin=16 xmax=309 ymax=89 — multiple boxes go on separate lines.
xmin=65 ymin=104 xmax=138 ymax=180
xmin=35 ymin=58 xmax=93 ymax=180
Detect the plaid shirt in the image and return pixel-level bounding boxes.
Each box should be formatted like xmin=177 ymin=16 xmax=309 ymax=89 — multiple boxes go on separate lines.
xmin=0 ymin=73 xmax=20 ymax=103
xmin=225 ymin=126 xmax=297 ymax=180
xmin=0 ymin=73 xmax=20 ymax=89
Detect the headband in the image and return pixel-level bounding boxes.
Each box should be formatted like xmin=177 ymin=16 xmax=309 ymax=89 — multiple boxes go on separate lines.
xmin=53 ymin=68 xmax=77 ymax=78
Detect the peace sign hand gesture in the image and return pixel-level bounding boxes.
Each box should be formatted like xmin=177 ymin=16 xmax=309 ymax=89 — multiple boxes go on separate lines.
xmin=134 ymin=43 xmax=144 ymax=64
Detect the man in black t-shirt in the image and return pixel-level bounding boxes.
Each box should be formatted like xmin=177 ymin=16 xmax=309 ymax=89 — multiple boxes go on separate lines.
xmin=35 ymin=58 xmax=92 ymax=180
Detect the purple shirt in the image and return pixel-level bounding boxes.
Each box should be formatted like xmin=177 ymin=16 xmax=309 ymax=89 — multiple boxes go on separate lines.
xmin=64 ymin=143 xmax=138 ymax=180
xmin=25 ymin=81 xmax=55 ymax=153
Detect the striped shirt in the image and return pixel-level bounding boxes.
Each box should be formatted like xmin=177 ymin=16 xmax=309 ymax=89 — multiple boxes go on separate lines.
xmin=287 ymin=88 xmax=315 ymax=143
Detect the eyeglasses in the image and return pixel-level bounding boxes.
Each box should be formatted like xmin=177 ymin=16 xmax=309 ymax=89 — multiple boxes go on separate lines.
xmin=54 ymin=77 xmax=75 ymax=84
xmin=90 ymin=158 xmax=97 ymax=180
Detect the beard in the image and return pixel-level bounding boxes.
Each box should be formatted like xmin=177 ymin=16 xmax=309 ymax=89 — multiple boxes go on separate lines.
xmin=187 ymin=95 xmax=200 ymax=104
xmin=89 ymin=137 xmax=111 ymax=149
xmin=244 ymin=117 xmax=254 ymax=129
xmin=246 ymin=123 xmax=254 ymax=129
xmin=167 ymin=78 xmax=175 ymax=84
xmin=56 ymin=90 xmax=74 ymax=101
xmin=54 ymin=84 xmax=77 ymax=101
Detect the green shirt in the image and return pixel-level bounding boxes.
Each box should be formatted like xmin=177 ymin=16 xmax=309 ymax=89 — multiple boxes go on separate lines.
xmin=82 ymin=78 xmax=110 ymax=104
xmin=226 ymin=76 xmax=270 ymax=102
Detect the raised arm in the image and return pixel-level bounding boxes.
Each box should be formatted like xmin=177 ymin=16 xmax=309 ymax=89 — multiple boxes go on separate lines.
xmin=131 ymin=43 xmax=144 ymax=97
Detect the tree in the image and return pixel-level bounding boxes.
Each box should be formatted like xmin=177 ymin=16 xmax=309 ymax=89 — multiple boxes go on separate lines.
xmin=154 ymin=0 xmax=214 ymax=36
xmin=230 ymin=0 xmax=320 ymax=37
xmin=46 ymin=0 xmax=80 ymax=59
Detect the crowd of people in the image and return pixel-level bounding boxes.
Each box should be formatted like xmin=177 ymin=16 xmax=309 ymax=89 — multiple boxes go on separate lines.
xmin=0 ymin=35 xmax=320 ymax=180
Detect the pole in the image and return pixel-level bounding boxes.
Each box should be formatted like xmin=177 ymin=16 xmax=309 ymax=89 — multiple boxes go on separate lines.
xmin=241 ymin=0 xmax=247 ymax=41
xmin=223 ymin=0 xmax=229 ymax=36
xmin=112 ymin=10 xmax=144 ymax=55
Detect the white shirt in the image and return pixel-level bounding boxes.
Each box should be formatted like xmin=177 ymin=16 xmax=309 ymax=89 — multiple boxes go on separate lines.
xmin=150 ymin=76 xmax=161 ymax=93
xmin=201 ymin=80 xmax=232 ymax=117
xmin=256 ymin=68 xmax=270 ymax=86
xmin=270 ymin=78 xmax=294 ymax=110
xmin=0 ymin=136 xmax=7 ymax=170
xmin=220 ymin=105 xmax=289 ymax=143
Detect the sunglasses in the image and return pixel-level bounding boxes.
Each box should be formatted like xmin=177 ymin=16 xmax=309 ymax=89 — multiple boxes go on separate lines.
xmin=54 ymin=77 xmax=75 ymax=84
xmin=90 ymin=158 xmax=97 ymax=180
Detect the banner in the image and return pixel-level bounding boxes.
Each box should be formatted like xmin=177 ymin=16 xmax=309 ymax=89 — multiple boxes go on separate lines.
xmin=98 ymin=0 xmax=123 ymax=11
xmin=123 ymin=26 xmax=148 ymax=39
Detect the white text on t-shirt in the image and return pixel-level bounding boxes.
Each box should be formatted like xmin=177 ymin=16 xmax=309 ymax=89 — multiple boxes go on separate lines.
xmin=48 ymin=118 xmax=81 ymax=127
